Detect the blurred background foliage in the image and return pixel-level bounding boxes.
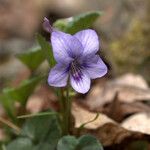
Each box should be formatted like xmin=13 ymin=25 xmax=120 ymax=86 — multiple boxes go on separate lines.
xmin=109 ymin=0 xmax=150 ymax=82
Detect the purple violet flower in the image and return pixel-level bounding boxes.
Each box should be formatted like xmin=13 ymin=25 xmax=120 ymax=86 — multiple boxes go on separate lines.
xmin=43 ymin=17 xmax=108 ymax=94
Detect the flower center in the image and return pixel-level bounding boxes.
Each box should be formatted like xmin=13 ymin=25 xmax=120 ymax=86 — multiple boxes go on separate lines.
xmin=70 ymin=60 xmax=82 ymax=81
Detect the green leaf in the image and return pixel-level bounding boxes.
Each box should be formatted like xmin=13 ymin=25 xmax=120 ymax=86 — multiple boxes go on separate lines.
xmin=3 ymin=76 xmax=42 ymax=105
xmin=0 ymin=76 xmax=44 ymax=124
xmin=17 ymin=111 xmax=58 ymax=119
xmin=57 ymin=135 xmax=103 ymax=150
xmin=32 ymin=143 xmax=56 ymax=150
xmin=1 ymin=144 xmax=7 ymax=150
xmin=77 ymin=135 xmax=103 ymax=150
xmin=36 ymin=34 xmax=56 ymax=67
xmin=6 ymin=138 xmax=33 ymax=150
xmin=17 ymin=47 xmax=46 ymax=71
xmin=53 ymin=19 xmax=69 ymax=31
xmin=6 ymin=139 xmax=56 ymax=150
xmin=6 ymin=113 xmax=61 ymax=150
xmin=21 ymin=112 xmax=61 ymax=145
xmin=57 ymin=136 xmax=78 ymax=150
xmin=0 ymin=94 xmax=16 ymax=121
xmin=54 ymin=11 xmax=102 ymax=34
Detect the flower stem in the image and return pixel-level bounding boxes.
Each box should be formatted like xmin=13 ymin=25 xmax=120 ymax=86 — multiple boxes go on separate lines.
xmin=60 ymin=85 xmax=71 ymax=135
xmin=66 ymin=84 xmax=71 ymax=134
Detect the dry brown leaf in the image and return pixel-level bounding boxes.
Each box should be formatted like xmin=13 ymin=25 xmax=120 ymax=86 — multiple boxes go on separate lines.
xmin=85 ymin=123 xmax=150 ymax=147
xmin=85 ymin=73 xmax=150 ymax=110
xmin=121 ymin=113 xmax=150 ymax=135
xmin=100 ymin=95 xmax=150 ymax=122
xmin=73 ymin=103 xmax=150 ymax=148
xmin=26 ymin=85 xmax=58 ymax=113
xmin=72 ymin=103 xmax=115 ymax=129
xmin=27 ymin=96 xmax=46 ymax=113
xmin=112 ymin=73 xmax=149 ymax=89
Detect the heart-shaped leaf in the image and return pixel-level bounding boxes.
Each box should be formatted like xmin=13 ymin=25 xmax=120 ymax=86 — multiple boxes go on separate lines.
xmin=6 ymin=138 xmax=33 ymax=150
xmin=36 ymin=34 xmax=56 ymax=67
xmin=0 ymin=94 xmax=16 ymax=121
xmin=57 ymin=136 xmax=78 ymax=150
xmin=6 ymin=113 xmax=61 ymax=150
xmin=3 ymin=76 xmax=42 ymax=105
xmin=54 ymin=11 xmax=102 ymax=34
xmin=77 ymin=135 xmax=103 ymax=150
xmin=21 ymin=112 xmax=61 ymax=143
xmin=17 ymin=47 xmax=46 ymax=71
xmin=57 ymin=135 xmax=103 ymax=150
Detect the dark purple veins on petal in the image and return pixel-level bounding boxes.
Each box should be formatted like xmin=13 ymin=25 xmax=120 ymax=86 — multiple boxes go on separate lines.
xmin=70 ymin=60 xmax=83 ymax=82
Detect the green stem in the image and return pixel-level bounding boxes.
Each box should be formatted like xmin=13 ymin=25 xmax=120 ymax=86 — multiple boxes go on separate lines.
xmin=60 ymin=85 xmax=71 ymax=135
xmin=66 ymin=84 xmax=71 ymax=134
xmin=60 ymin=88 xmax=65 ymax=135
xmin=17 ymin=112 xmax=58 ymax=119
xmin=77 ymin=113 xmax=99 ymax=136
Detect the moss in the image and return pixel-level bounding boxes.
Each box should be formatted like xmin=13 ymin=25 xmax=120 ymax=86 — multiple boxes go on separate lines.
xmin=109 ymin=8 xmax=150 ymax=82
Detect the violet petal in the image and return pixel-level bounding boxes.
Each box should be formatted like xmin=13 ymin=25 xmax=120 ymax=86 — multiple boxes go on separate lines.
xmin=48 ymin=63 xmax=69 ymax=87
xmin=70 ymin=69 xmax=91 ymax=94
xmin=51 ymin=30 xmax=83 ymax=63
xmin=84 ymin=56 xmax=108 ymax=79
xmin=74 ymin=29 xmax=99 ymax=56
